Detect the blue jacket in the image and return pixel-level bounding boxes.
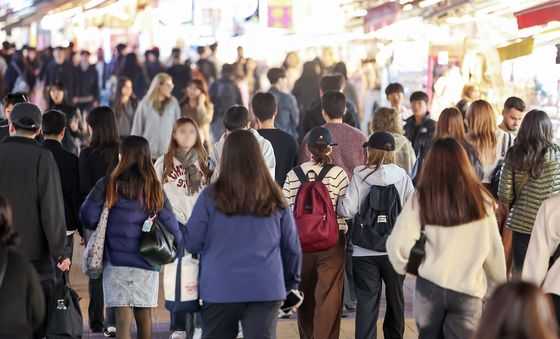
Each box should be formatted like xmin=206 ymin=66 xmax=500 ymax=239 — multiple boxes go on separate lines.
xmin=185 ymin=187 xmax=302 ymax=303
xmin=80 ymin=177 xmax=182 ymax=271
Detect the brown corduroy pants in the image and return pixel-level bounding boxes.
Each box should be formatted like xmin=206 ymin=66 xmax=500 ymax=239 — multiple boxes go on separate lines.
xmin=297 ymin=232 xmax=346 ymax=339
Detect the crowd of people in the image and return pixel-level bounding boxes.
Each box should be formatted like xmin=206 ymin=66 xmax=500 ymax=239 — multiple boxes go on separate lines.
xmin=0 ymin=40 xmax=560 ymax=339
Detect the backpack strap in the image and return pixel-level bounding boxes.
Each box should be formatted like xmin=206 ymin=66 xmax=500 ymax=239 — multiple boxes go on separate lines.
xmin=316 ymin=164 xmax=335 ymax=182
xmin=293 ymin=166 xmax=309 ymax=183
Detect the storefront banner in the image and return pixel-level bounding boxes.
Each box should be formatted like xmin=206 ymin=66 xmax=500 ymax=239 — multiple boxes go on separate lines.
xmin=364 ymin=1 xmax=399 ymax=33
xmin=515 ymin=0 xmax=560 ymax=30
xmin=268 ymin=0 xmax=292 ymax=29
xmin=497 ymin=38 xmax=534 ymax=61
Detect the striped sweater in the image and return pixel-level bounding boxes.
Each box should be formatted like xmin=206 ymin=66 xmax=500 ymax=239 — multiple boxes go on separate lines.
xmin=283 ymin=162 xmax=349 ymax=232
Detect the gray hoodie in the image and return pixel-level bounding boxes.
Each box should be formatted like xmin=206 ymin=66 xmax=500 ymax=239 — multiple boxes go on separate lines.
xmin=338 ymin=163 xmax=414 ymax=256
xmin=392 ymin=133 xmax=416 ymax=175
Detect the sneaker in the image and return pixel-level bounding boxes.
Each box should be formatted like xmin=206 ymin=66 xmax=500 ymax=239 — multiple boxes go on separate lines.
xmin=193 ymin=328 xmax=202 ymax=339
xmin=170 ymin=331 xmax=187 ymax=339
xmin=104 ymin=326 xmax=116 ymax=337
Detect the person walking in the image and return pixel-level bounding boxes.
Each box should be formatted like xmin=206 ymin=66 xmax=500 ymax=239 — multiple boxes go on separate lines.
xmin=267 ymin=67 xmax=299 ymax=140
xmin=116 ymin=53 xmax=150 ymax=99
xmin=369 ymin=107 xmax=415 ymax=174
xmin=131 ymin=73 xmax=181 ymax=160
xmin=387 ymin=138 xmax=507 ymax=339
xmin=180 ymin=79 xmax=214 ymax=150
xmin=338 ymin=131 xmax=414 ymax=339
xmin=283 ymin=126 xmax=349 ymax=339
xmin=0 ymin=91 xmax=28 ymax=143
xmin=185 ymin=130 xmax=302 ymax=339
xmin=0 ymin=103 xmax=70 ymax=338
xmin=79 ymin=105 xmax=120 ymax=336
xmin=110 ymin=76 xmax=138 ymax=140
xmin=47 ymin=81 xmax=83 ymax=154
xmin=155 ymin=117 xmax=210 ymax=339
xmin=499 ymin=96 xmax=526 ymax=136
xmin=0 ymin=195 xmax=46 ymax=339
xmin=80 ymin=136 xmax=182 ymax=339
xmin=498 ymin=110 xmax=560 ymax=274
xmin=208 ymin=64 xmax=243 ymax=142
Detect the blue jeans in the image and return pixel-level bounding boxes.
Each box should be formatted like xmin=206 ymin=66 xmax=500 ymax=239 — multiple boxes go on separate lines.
xmin=414 ymin=277 xmax=482 ymax=339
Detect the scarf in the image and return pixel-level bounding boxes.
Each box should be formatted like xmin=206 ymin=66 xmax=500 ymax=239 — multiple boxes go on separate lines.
xmin=175 ymin=148 xmax=203 ymax=195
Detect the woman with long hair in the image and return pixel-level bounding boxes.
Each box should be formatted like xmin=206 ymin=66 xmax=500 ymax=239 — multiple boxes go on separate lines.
xmin=370 ymin=107 xmax=416 ymax=174
xmin=456 ymin=83 xmax=480 ymax=118
xmin=0 ymin=194 xmax=45 ymax=339
xmin=79 ymin=105 xmax=120 ymax=336
xmin=116 ymin=52 xmax=149 ymax=99
xmin=110 ymin=76 xmax=138 ymax=139
xmin=185 ymin=130 xmax=301 ymax=338
xmin=155 ymin=118 xmax=210 ymax=338
xmin=292 ymin=60 xmax=321 ymax=115
xmin=47 ymin=81 xmax=83 ymax=154
xmin=180 ymin=79 xmax=214 ymax=150
xmin=283 ymin=126 xmax=349 ymax=339
xmin=282 ymin=51 xmax=300 ymax=91
xmin=131 ymin=73 xmax=181 ymax=160
xmin=338 ymin=131 xmax=414 ymax=339
xmin=387 ymin=138 xmax=506 ymax=339
xmin=436 ymin=107 xmax=483 ymax=179
xmin=80 ymin=136 xmax=182 ymax=339
xmin=498 ymin=110 xmax=560 ymax=273
xmin=472 ymin=281 xmax=558 ymax=339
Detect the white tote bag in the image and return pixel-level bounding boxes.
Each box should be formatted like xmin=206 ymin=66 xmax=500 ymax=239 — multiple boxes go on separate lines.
xmin=163 ymin=245 xmax=200 ymax=312
xmin=82 ymin=202 xmax=109 ymax=279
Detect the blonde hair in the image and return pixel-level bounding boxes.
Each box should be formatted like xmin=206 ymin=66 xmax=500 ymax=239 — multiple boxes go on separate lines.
xmin=146 ymin=73 xmax=172 ymax=112
xmin=466 ymin=100 xmax=497 ymax=164
xmin=360 ymin=147 xmax=396 ymax=180
xmin=462 ymin=83 xmax=479 ymax=101
xmin=371 ymin=107 xmax=403 ymax=134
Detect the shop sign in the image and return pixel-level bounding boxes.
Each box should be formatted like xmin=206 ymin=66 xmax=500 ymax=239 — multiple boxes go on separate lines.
xmin=497 ymin=38 xmax=534 ymax=62
xmin=515 ymin=0 xmax=560 ymax=30
xmin=268 ymin=0 xmax=292 ymax=29
xmin=364 ymin=1 xmax=399 ymax=33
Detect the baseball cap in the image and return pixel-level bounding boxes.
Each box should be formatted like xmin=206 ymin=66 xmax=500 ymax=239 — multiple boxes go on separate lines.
xmin=308 ymin=126 xmax=337 ymax=148
xmin=9 ymin=102 xmax=42 ymax=129
xmin=363 ymin=131 xmax=395 ymax=151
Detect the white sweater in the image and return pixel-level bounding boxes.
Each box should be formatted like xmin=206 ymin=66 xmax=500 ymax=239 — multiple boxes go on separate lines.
xmin=522 ymin=194 xmax=560 ymax=295
xmin=209 ymin=129 xmax=276 ymax=182
xmin=338 ymin=164 xmax=415 ymax=256
xmin=386 ymin=195 xmax=507 ymax=299
xmin=154 ymin=156 xmax=205 ymax=225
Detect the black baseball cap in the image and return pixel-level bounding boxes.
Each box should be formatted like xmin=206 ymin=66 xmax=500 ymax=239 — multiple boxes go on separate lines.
xmin=363 ymin=131 xmax=395 ymax=151
xmin=10 ymin=102 xmax=42 ymax=129
xmin=308 ymin=126 xmax=337 ymax=148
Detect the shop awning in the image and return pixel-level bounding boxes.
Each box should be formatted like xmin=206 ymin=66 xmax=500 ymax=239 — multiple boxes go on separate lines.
xmin=515 ymin=0 xmax=560 ymax=29
xmin=497 ymin=37 xmax=535 ymax=61
xmin=1 ymin=0 xmax=71 ymax=30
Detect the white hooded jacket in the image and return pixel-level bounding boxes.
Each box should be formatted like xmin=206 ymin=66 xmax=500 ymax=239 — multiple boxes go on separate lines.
xmin=338 ymin=164 xmax=414 ymax=256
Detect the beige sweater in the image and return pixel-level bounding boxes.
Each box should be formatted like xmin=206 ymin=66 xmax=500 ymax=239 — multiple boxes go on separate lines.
xmin=386 ymin=195 xmax=507 ymax=299
xmin=522 ymin=194 xmax=560 ymax=295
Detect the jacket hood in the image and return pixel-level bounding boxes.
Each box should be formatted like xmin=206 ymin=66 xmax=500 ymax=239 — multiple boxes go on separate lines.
xmin=353 ymin=163 xmax=407 ymax=187
xmin=392 ymin=133 xmax=409 ymax=153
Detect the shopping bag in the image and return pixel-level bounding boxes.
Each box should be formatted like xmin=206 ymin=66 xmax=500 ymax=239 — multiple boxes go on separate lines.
xmin=45 ymin=272 xmax=83 ymax=339
xmin=82 ymin=202 xmax=109 ymax=279
xmin=163 ymin=237 xmax=201 ymax=313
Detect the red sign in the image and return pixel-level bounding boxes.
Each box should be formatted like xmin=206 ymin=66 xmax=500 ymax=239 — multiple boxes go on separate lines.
xmin=364 ymin=1 xmax=400 ymax=33
xmin=515 ymin=0 xmax=560 ymax=30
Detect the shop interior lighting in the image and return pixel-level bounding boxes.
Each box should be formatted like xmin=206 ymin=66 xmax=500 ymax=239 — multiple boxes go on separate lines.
xmin=419 ymin=0 xmax=443 ymax=8
xmin=403 ymin=4 xmax=414 ymax=11
xmin=84 ymin=0 xmax=106 ymax=10
xmin=352 ymin=9 xmax=368 ymax=17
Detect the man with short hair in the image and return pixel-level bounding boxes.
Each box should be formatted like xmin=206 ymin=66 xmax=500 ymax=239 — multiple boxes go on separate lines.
xmin=404 ymin=91 xmax=436 ymax=181
xmin=267 ymin=67 xmax=300 ymax=140
xmin=499 ymin=96 xmax=526 ymax=136
xmin=0 ymin=92 xmax=28 ymax=142
xmin=302 ymin=74 xmax=360 ymax=137
xmin=385 ymin=82 xmax=412 ymax=122
xmin=209 ymin=105 xmax=276 ymax=182
xmin=41 ymin=110 xmax=82 ymax=280
xmin=44 ymin=47 xmax=76 ymax=99
xmin=253 ymin=92 xmax=298 ymax=186
xmin=197 ymin=45 xmax=218 ymax=87
xmin=75 ymin=50 xmax=99 ymax=114
xmin=0 ymin=103 xmax=69 ymax=338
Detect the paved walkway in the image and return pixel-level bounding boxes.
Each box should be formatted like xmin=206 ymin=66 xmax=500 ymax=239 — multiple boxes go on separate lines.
xmin=69 ymin=239 xmax=418 ymax=338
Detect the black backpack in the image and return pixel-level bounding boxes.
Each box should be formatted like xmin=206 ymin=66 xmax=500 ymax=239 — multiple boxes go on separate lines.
xmin=352 ymin=184 xmax=402 ymax=252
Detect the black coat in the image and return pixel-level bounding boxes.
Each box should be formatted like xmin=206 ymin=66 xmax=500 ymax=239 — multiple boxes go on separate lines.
xmin=0 ymin=137 xmax=66 ymax=279
xmin=167 ymin=64 xmax=192 ymax=100
xmin=75 ymin=65 xmax=99 ymax=102
xmin=42 ymin=140 xmax=83 ymax=235
xmin=404 ymin=114 xmax=436 ymax=157
xmin=79 ymin=146 xmax=119 ymax=198
xmin=0 ymin=245 xmax=45 ymax=339
xmin=209 ymin=79 xmax=243 ymax=120
xmin=44 ymin=61 xmax=76 ymax=98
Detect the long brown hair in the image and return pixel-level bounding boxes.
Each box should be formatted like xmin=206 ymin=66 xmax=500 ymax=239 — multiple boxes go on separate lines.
xmin=308 ymin=142 xmax=332 ymax=167
xmin=106 ymin=136 xmax=164 ymax=214
xmin=112 ymin=76 xmax=137 ymax=120
xmin=506 ymin=110 xmax=554 ymax=178
xmin=86 ymin=106 xmax=120 ymax=167
xmin=210 ymin=130 xmax=286 ymax=216
xmin=466 ymin=100 xmax=498 ymax=165
xmin=417 ymin=138 xmax=489 ymax=226
xmin=360 ymin=147 xmax=396 ymax=180
xmin=180 ymin=79 xmax=212 ymax=109
xmin=472 ymin=281 xmax=558 ymax=339
xmin=162 ymin=117 xmax=210 ymax=182
xmin=436 ymin=107 xmax=468 ymax=144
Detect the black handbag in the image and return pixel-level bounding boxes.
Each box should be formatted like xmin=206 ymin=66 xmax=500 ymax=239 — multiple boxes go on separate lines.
xmin=45 ymin=272 xmax=83 ymax=339
xmin=406 ymin=223 xmax=426 ymax=276
xmin=139 ymin=216 xmax=177 ymax=266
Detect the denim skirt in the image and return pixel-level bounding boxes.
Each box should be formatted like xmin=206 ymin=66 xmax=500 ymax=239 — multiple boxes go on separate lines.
xmin=103 ymin=262 xmax=159 ymax=308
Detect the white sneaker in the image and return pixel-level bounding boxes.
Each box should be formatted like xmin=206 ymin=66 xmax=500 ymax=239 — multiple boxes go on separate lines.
xmin=193 ymin=328 xmax=202 ymax=339
xmin=170 ymin=331 xmax=187 ymax=339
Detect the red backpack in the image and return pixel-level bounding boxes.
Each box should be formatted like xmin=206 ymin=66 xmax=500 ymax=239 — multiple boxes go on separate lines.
xmin=293 ymin=164 xmax=340 ymax=253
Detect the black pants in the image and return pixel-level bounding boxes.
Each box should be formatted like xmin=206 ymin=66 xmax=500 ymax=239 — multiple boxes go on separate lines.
xmin=201 ymin=301 xmax=281 ymax=339
xmin=551 ymin=294 xmax=560 ymax=332
xmin=33 ymin=279 xmax=55 ymax=339
xmin=353 ymin=255 xmax=404 ymax=339
xmin=170 ymin=311 xmax=202 ymax=336
xmin=512 ymin=231 xmax=532 ymax=276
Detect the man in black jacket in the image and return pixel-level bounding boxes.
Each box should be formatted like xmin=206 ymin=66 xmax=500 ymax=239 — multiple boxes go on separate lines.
xmin=0 ymin=92 xmax=28 ymax=143
xmin=0 ymin=103 xmax=69 ymax=338
xmin=42 ymin=110 xmax=82 ymax=274
xmin=74 ymin=50 xmax=99 ymax=114
xmin=302 ymin=74 xmax=359 ymax=139
xmin=44 ymin=47 xmax=76 ymax=99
